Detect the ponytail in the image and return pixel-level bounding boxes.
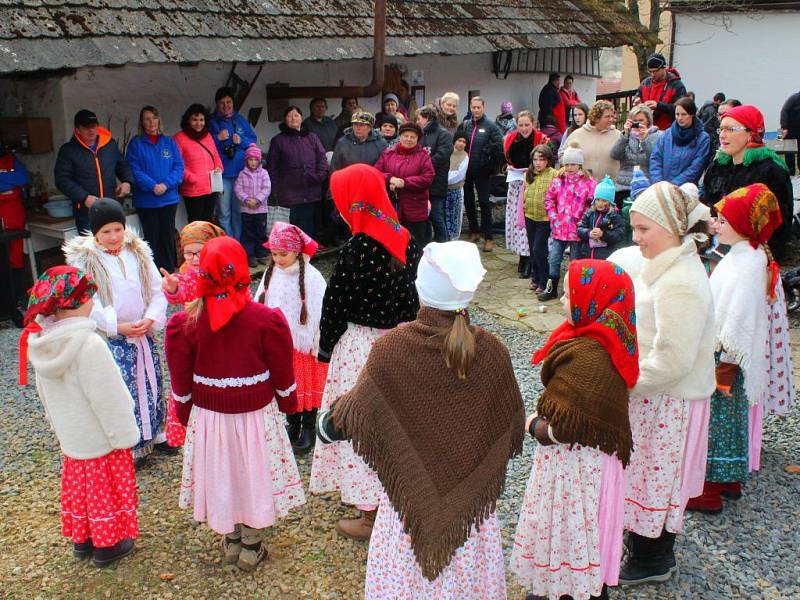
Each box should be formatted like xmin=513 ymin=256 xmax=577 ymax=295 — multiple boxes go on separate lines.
xmin=443 ymin=310 xmax=476 ymax=379
xmin=298 ymin=256 xmax=308 ymax=325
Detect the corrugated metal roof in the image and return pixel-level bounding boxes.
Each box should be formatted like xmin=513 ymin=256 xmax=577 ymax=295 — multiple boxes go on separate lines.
xmin=0 ymin=0 xmax=653 ymax=73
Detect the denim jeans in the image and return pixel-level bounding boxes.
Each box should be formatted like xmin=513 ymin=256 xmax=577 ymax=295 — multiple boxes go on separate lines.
xmin=525 ymin=219 xmax=551 ymax=288
xmin=429 ymin=196 xmax=447 ymax=243
xmin=217 ymin=178 xmax=241 ymax=240
xmin=548 ymin=238 xmax=581 ymax=279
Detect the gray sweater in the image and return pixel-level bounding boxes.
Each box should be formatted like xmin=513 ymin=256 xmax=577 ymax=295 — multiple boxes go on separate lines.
xmin=609 ymin=127 xmax=661 ymax=188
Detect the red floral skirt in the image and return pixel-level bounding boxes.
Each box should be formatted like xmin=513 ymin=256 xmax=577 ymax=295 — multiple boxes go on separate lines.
xmin=61 ymin=449 xmax=139 ymax=548
xmin=166 ymin=391 xmax=187 ymax=447
xmin=294 ymin=350 xmax=328 ymax=412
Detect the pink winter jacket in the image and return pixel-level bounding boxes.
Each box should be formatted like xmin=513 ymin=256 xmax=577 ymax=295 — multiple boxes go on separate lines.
xmin=234 ymin=166 xmax=271 ymax=214
xmin=173 ymin=131 xmax=223 ymax=197
xmin=544 ymin=171 xmax=597 ymax=241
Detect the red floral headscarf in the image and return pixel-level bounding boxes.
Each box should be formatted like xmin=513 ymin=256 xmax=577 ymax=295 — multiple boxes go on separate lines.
xmin=178 ymin=221 xmax=225 ymax=274
xmin=265 ymin=221 xmax=318 ymax=257
xmin=330 ymin=163 xmax=410 ymax=264
xmin=715 ymin=183 xmax=783 ymax=299
xmin=19 ymin=266 xmax=98 ymax=385
xmin=533 ymin=259 xmax=639 ymax=388
xmin=196 ymin=237 xmax=252 ymax=331
xmin=722 ymin=105 xmax=766 ymax=148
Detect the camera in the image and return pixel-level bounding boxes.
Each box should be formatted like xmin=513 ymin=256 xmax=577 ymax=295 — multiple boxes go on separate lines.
xmin=223 ymin=144 xmax=237 ymax=160
xmin=630 ymin=122 xmax=641 ymax=129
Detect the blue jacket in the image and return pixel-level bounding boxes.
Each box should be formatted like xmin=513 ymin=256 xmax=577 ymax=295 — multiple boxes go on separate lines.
xmin=649 ymin=124 xmax=710 ymax=186
xmin=126 ymin=134 xmax=184 ymax=209
xmin=208 ymin=111 xmax=258 ymax=178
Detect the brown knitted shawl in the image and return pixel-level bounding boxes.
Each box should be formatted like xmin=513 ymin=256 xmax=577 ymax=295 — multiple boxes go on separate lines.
xmin=537 ymin=337 xmax=633 ymax=466
xmin=333 ymin=307 xmax=525 ymax=581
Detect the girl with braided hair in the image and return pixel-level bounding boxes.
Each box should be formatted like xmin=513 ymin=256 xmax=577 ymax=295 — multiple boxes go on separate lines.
xmin=255 ymin=222 xmax=327 ymax=454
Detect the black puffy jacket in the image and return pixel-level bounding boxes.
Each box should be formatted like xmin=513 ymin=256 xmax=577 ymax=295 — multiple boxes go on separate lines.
xmin=420 ymin=120 xmax=454 ymax=199
xmin=455 ymin=115 xmax=504 ymax=174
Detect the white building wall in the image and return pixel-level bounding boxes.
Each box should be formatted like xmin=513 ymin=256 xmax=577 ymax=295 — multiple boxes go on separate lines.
xmin=672 ymin=11 xmax=800 ymax=131
xmin=1 ymin=53 xmax=598 ymax=192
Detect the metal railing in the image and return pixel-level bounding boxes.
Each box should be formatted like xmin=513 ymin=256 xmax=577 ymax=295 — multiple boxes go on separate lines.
xmin=596 ymin=88 xmax=639 ymax=127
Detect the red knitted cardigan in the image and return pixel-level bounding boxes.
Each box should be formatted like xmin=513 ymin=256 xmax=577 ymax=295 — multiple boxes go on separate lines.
xmin=165 ymin=301 xmax=298 ymax=425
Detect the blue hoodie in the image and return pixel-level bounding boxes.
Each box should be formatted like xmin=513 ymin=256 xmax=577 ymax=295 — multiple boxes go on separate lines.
xmin=208 ymin=111 xmax=258 ymax=178
xmin=127 ymin=134 xmax=184 ymax=209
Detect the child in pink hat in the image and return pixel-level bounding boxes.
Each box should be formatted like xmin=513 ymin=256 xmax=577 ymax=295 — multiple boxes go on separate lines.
xmin=234 ymin=144 xmax=271 ymax=267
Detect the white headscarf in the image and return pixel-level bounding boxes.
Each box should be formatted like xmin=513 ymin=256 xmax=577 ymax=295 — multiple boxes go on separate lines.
xmin=415 ymin=242 xmax=486 ymax=310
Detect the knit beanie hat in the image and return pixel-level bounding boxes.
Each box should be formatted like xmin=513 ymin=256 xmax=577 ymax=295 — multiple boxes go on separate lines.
xmin=383 ymin=93 xmax=400 ymax=107
xmin=631 ymin=181 xmax=707 ymax=238
xmin=245 ymin=143 xmax=262 ymax=161
xmin=594 ymin=176 xmax=616 ymax=202
xmin=562 ymin=141 xmax=584 ymax=165
xmin=453 ymin=131 xmax=468 ymax=143
xmin=398 ymin=122 xmax=423 ymax=140
xmin=89 ymin=198 xmax=125 ymax=235
xmin=415 ymin=241 xmax=486 ymax=311
xmin=647 ymin=53 xmax=667 ymax=69
xmin=378 ymin=114 xmax=399 ymax=131
xmin=501 ymin=101 xmax=513 ymax=114
xmin=721 ymin=104 xmax=766 ymax=147
xmin=629 ymin=167 xmax=651 ymax=199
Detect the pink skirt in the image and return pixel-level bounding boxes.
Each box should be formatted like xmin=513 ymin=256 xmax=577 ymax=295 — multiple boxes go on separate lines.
xmin=61 ymin=449 xmax=138 ymax=548
xmin=748 ymin=403 xmax=763 ymax=472
xmin=510 ymin=444 xmax=624 ymax=600
xmin=179 ymin=402 xmax=305 ymax=535
xmin=365 ymin=493 xmax=506 ymax=599
xmin=310 ymin=323 xmax=385 ymax=507
xmin=624 ymin=395 xmax=710 ymax=537
xmin=294 ymin=349 xmax=329 ymax=412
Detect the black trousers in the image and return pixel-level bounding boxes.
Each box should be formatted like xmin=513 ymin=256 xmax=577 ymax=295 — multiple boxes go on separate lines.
xmin=463 ymin=171 xmax=493 ymax=240
xmin=525 ymin=218 xmax=551 ymax=288
xmin=137 ymin=203 xmax=178 ymax=273
xmin=184 ymin=193 xmax=217 ymax=224
xmin=241 ymin=212 xmax=268 ymax=258
xmin=402 ymin=220 xmax=430 ymax=249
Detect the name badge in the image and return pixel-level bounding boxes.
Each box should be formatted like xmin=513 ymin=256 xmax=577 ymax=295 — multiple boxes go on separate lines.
xmin=478 ymin=129 xmax=486 ymax=133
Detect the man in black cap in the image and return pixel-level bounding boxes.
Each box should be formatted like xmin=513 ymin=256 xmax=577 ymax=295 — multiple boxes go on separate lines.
xmin=633 ymin=53 xmax=687 ymax=131
xmin=54 ymin=109 xmax=132 ymax=233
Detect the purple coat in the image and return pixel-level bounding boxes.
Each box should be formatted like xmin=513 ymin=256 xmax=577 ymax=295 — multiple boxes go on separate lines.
xmin=265 ymin=124 xmax=328 ymax=206
xmin=374 ymin=144 xmax=435 ymax=222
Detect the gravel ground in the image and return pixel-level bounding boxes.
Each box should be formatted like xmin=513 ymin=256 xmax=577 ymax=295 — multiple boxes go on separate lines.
xmin=1 ymin=255 xmax=798 ymax=599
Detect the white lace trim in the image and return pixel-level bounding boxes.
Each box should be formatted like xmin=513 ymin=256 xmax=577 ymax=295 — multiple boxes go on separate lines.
xmin=173 ymin=392 xmax=192 ymax=404
xmin=193 ymin=370 xmax=270 ymax=389
xmin=275 ymin=382 xmax=297 ymax=397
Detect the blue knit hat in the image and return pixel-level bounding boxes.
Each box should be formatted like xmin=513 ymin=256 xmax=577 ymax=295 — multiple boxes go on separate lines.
xmin=594 ymin=175 xmax=616 ymax=202
xmin=630 ymin=167 xmax=651 ymax=199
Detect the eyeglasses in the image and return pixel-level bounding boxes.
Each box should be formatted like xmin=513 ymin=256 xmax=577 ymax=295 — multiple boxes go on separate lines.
xmin=717 ymin=126 xmax=750 ymax=134
xmin=183 ymin=250 xmax=201 ymax=259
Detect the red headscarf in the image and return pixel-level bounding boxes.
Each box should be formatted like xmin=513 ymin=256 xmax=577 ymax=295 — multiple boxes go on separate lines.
xmin=19 ymin=266 xmax=98 ymax=385
xmin=265 ymin=221 xmax=318 ymax=257
xmin=329 ymin=163 xmax=410 ymax=264
xmin=196 ymin=237 xmax=252 ymax=331
xmin=722 ymin=105 xmax=766 ymax=148
xmin=715 ymin=183 xmax=783 ymax=299
xmin=533 ymin=259 xmax=639 ymax=388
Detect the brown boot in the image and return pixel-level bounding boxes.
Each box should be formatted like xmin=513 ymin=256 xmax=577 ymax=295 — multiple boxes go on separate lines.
xmin=483 ymin=239 xmax=494 ymax=252
xmin=222 ymin=524 xmax=242 ymax=565
xmin=237 ymin=525 xmax=267 ymax=571
xmin=468 ymin=232 xmax=481 ymax=243
xmin=335 ymin=509 xmax=377 ymax=541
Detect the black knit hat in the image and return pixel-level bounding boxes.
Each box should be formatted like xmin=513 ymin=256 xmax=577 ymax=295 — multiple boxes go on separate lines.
xmin=398 ymin=122 xmax=423 ymax=139
xmin=89 ymin=198 xmax=126 ymax=235
xmin=647 ymin=53 xmax=667 ymax=69
xmin=378 ymin=113 xmax=399 ymax=130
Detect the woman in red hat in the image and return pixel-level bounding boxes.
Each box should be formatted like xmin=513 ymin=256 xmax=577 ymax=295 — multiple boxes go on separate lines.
xmin=703 ymin=104 xmax=793 ymax=259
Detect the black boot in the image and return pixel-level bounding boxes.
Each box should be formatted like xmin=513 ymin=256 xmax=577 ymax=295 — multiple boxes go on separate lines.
xmin=293 ymin=409 xmax=317 ymax=455
xmin=73 ymin=539 xmax=94 ymax=560
xmin=536 ymin=276 xmax=559 ymax=301
xmin=520 ymin=257 xmax=532 ymax=279
xmin=92 ymin=538 xmax=135 ymax=568
xmin=618 ymin=530 xmax=677 ymax=586
xmin=517 ymin=256 xmax=526 ymax=278
xmin=285 ymin=413 xmax=301 ymax=445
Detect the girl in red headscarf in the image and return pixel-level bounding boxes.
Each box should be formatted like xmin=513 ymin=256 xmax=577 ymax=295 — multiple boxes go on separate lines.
xmin=510 ymin=259 xmax=638 ymax=600
xmin=165 ymin=237 xmax=305 ymax=572
xmin=687 ymin=184 xmax=793 ymax=513
xmin=20 ymin=266 xmax=140 ymax=568
xmin=310 ymin=163 xmax=420 ymax=541
xmin=160 ymin=220 xmax=225 ymax=447
xmin=255 ymin=221 xmax=328 ymax=455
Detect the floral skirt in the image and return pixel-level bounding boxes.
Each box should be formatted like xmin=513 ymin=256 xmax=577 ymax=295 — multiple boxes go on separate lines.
xmin=365 ymin=493 xmax=506 ymax=600
xmin=444 ymin=188 xmax=465 ymax=241
xmin=166 ymin=391 xmax=186 ymax=447
xmin=505 ymin=180 xmax=529 ymax=256
xmin=61 ymin=449 xmax=138 ymax=548
xmin=107 ymin=335 xmax=165 ymax=459
xmin=510 ymin=444 xmax=624 ymax=600
xmin=706 ymin=364 xmax=749 ymax=483
xmin=294 ymin=349 xmax=329 ymax=412
xmin=765 ymin=285 xmax=794 ymax=416
xmin=310 ymin=323 xmax=385 ymax=506
xmin=179 ymin=403 xmax=305 ymax=535
xmin=624 ymin=394 xmax=710 ymax=537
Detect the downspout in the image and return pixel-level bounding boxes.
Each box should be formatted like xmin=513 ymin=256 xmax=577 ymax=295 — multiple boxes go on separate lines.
xmin=267 ymin=0 xmax=386 ymax=99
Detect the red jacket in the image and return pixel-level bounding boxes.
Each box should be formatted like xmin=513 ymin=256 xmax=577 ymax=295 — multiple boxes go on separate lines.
xmin=374 ymin=144 xmax=435 ymax=222
xmin=173 ymin=130 xmax=223 ymax=197
xmin=165 ymin=301 xmax=298 ymax=425
xmin=637 ymin=68 xmax=687 ymax=131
